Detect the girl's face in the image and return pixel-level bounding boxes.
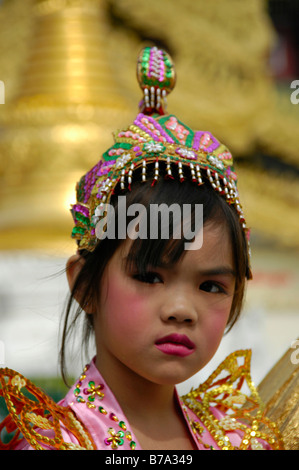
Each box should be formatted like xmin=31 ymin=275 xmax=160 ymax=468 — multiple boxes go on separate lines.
xmin=93 ymin=221 xmax=236 ymax=386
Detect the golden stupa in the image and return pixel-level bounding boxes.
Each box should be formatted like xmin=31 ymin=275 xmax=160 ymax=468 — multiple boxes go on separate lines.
xmin=0 ymin=0 xmax=133 ymax=251
xmin=0 ymin=0 xmax=299 ymax=253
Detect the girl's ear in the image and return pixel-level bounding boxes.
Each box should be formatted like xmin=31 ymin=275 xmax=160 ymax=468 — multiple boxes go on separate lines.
xmin=66 ymin=254 xmax=93 ymax=314
xmin=66 ymin=254 xmax=83 ymax=291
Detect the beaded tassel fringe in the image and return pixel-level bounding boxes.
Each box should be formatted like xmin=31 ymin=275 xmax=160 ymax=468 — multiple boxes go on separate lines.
xmin=113 ymin=160 xmax=245 ymax=230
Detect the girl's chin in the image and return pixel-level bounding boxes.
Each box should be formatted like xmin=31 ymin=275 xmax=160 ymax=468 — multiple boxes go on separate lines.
xmin=141 ymin=366 xmax=203 ymax=387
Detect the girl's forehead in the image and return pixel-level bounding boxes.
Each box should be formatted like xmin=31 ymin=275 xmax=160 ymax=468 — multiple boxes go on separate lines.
xmin=116 ymin=221 xmax=233 ymax=272
xmin=172 ymin=224 xmax=233 ymax=271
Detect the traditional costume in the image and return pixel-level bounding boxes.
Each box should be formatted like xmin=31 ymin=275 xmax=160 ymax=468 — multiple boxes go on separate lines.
xmin=0 ymin=47 xmax=286 ymax=450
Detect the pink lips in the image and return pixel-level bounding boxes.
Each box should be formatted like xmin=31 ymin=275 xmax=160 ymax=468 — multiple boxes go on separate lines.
xmin=155 ymin=334 xmax=195 ymax=357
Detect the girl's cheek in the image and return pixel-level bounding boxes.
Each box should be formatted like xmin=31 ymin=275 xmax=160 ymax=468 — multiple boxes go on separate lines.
xmin=214 ymin=312 xmax=230 ymax=334
xmin=104 ymin=278 xmax=147 ymax=323
xmin=206 ymin=303 xmax=232 ymax=336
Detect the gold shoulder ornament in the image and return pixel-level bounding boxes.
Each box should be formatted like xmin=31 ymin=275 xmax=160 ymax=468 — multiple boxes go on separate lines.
xmin=0 ymin=368 xmax=96 ymax=450
xmin=181 ymin=350 xmax=284 ymax=450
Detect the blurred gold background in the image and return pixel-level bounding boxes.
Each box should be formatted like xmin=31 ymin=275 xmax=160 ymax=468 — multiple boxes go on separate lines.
xmin=0 ymin=0 xmax=298 ymax=253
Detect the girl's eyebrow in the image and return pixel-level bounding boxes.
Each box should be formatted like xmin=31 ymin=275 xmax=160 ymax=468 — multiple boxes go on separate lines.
xmin=198 ymin=266 xmax=236 ymax=277
xmin=122 ymin=254 xmax=236 ymax=278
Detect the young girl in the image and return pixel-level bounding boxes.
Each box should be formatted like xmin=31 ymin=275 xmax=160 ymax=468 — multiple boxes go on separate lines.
xmin=0 ymin=47 xmax=284 ymax=450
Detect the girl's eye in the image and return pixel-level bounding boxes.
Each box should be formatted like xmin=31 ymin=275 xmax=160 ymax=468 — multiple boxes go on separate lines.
xmin=133 ymin=272 xmax=162 ymax=284
xmin=200 ymin=281 xmax=225 ymax=294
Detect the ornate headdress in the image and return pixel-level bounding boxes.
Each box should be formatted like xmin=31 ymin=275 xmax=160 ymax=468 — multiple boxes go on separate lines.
xmin=71 ymin=46 xmax=249 ymax=261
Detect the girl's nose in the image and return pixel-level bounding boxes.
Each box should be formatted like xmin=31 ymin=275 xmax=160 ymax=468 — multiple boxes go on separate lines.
xmin=160 ymin=292 xmax=198 ymax=325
